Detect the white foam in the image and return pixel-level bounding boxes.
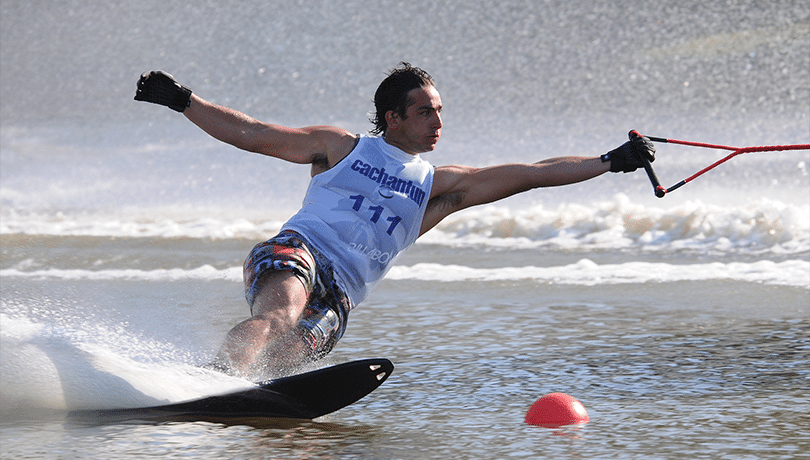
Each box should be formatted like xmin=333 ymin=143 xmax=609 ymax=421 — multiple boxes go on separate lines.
xmin=4 ymin=259 xmax=806 ymax=288
xmin=0 ymin=209 xmax=286 ymax=240
xmin=0 ymin=265 xmax=242 ymax=282
xmin=421 ymin=195 xmax=810 ymax=255
xmin=386 ymin=259 xmax=810 ymax=288
xmin=3 ymin=195 xmax=806 ymax=255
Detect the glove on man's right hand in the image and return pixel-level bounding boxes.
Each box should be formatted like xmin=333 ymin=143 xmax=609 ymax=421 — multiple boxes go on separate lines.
xmin=134 ymin=71 xmax=192 ymax=112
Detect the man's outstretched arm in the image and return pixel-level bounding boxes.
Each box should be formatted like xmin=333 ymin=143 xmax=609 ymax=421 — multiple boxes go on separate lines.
xmin=182 ymin=94 xmax=356 ymax=165
xmin=421 ymin=134 xmax=655 ymax=234
xmin=420 ymin=156 xmax=608 ymax=234
xmin=134 ymin=70 xmax=356 ymax=168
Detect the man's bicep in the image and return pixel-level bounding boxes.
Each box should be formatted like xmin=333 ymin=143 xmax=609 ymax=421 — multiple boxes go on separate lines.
xmin=252 ymin=125 xmax=353 ymax=165
xmin=420 ymin=165 xmax=519 ymax=235
xmin=446 ymin=164 xmax=535 ymax=208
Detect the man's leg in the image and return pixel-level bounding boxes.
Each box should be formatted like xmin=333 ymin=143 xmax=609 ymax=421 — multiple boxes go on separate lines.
xmin=214 ymin=270 xmax=310 ymax=379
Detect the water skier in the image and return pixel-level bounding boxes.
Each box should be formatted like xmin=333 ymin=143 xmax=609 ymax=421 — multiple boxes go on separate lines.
xmin=135 ymin=63 xmax=655 ymax=380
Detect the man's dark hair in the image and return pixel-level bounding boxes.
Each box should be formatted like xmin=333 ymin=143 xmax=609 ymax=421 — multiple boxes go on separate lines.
xmin=369 ymin=62 xmax=435 ymax=136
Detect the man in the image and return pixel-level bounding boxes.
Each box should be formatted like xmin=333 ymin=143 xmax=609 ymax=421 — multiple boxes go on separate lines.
xmin=135 ymin=63 xmax=654 ymax=381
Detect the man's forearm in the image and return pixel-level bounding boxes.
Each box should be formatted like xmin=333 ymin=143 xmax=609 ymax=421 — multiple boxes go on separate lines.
xmin=184 ymin=94 xmax=267 ymax=152
xmin=531 ymin=156 xmax=610 ymax=187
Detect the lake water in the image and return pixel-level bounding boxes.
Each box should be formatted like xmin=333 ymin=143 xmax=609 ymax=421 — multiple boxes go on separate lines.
xmin=1 ymin=0 xmax=808 ymax=458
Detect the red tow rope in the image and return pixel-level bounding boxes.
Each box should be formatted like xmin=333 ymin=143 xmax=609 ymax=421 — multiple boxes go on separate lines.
xmin=635 ymin=133 xmax=810 ymax=198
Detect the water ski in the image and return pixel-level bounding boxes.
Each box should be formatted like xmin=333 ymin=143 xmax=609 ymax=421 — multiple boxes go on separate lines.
xmin=69 ymin=358 xmax=394 ymax=423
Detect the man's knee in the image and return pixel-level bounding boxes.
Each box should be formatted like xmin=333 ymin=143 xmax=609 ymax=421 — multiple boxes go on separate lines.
xmin=251 ymin=270 xmax=309 ymax=322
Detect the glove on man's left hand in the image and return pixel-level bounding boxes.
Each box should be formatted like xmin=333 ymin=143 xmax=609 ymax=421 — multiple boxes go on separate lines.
xmin=602 ymin=130 xmax=656 ymax=173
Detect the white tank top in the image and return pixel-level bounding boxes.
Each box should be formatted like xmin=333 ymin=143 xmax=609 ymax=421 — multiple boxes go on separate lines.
xmin=283 ymin=135 xmax=434 ymax=307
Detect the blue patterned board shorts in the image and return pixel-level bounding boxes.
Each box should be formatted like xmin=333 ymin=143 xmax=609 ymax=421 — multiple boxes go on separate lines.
xmin=243 ymin=230 xmax=350 ymax=359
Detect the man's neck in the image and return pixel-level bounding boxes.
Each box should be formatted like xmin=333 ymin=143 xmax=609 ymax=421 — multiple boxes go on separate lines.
xmin=382 ymin=135 xmax=420 ymax=156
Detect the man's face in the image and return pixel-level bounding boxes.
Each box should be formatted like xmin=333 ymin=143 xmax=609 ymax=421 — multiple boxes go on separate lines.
xmin=385 ymin=85 xmax=443 ymax=154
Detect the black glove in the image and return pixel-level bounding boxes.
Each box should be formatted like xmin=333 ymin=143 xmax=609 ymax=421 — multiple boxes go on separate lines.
xmin=601 ymin=130 xmax=656 ymax=173
xmin=134 ymin=71 xmax=192 ymax=112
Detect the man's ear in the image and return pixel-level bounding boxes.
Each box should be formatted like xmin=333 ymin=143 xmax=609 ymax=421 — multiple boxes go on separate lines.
xmin=385 ymin=110 xmax=399 ymax=130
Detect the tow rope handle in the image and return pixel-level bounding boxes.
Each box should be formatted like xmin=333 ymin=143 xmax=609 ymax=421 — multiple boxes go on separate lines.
xmin=630 ymin=131 xmax=810 ymax=198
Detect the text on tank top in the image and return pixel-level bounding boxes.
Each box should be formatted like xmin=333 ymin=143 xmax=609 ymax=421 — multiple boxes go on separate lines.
xmin=282 ymin=135 xmax=435 ymax=307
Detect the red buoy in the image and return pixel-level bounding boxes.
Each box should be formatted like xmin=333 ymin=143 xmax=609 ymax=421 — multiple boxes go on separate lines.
xmin=525 ymin=393 xmax=589 ymax=427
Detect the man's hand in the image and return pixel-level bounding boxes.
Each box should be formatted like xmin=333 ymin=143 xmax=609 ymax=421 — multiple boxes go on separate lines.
xmin=601 ymin=130 xmax=656 ymax=173
xmin=134 ymin=71 xmax=192 ymax=112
